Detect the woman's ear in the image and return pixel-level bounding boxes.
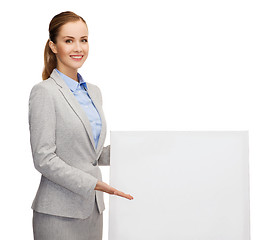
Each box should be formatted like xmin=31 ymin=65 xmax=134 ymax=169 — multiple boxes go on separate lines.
xmin=49 ymin=40 xmax=57 ymax=54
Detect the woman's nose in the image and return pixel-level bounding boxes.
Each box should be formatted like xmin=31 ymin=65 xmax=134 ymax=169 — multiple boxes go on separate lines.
xmin=74 ymin=41 xmax=83 ymax=52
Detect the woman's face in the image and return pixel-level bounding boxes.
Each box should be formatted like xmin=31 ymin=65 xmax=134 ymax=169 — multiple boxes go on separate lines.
xmin=49 ymin=20 xmax=89 ymax=73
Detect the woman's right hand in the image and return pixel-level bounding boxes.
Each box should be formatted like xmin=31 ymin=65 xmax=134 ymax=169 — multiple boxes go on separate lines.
xmin=94 ymin=181 xmax=134 ymax=200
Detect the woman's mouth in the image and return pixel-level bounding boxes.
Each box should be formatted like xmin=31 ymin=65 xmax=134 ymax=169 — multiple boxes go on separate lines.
xmin=70 ymin=55 xmax=83 ymax=61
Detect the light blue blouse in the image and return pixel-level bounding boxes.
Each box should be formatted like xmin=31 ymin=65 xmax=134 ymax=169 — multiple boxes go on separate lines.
xmin=55 ymin=68 xmax=102 ymax=149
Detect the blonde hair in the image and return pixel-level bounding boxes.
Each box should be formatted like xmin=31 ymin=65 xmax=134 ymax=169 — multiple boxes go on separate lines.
xmin=42 ymin=11 xmax=87 ymax=80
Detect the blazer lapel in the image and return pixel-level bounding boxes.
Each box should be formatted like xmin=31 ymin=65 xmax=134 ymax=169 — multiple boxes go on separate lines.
xmin=49 ymin=69 xmax=103 ymax=154
xmin=85 ymin=82 xmax=107 ymax=155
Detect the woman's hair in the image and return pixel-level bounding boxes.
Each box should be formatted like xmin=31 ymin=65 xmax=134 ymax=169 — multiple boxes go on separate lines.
xmin=42 ymin=11 xmax=87 ymax=80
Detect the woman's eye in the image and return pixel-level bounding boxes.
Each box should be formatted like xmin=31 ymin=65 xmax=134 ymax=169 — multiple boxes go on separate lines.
xmin=65 ymin=39 xmax=87 ymax=43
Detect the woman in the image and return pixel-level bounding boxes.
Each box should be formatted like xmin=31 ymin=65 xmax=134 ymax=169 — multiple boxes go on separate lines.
xmin=28 ymin=11 xmax=133 ymax=240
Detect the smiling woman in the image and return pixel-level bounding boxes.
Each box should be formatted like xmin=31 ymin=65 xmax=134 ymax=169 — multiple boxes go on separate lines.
xmin=48 ymin=20 xmax=89 ymax=81
xmin=29 ymin=11 xmax=133 ymax=240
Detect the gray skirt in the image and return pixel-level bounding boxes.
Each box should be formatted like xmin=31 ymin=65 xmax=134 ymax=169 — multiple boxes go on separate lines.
xmin=32 ymin=196 xmax=103 ymax=240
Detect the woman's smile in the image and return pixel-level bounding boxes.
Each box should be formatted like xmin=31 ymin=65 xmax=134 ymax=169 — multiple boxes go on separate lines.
xmin=70 ymin=55 xmax=84 ymax=61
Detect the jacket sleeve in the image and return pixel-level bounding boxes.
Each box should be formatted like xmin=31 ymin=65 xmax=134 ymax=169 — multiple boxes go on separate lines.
xmin=98 ymin=145 xmax=110 ymax=166
xmin=28 ymin=83 xmax=98 ymax=199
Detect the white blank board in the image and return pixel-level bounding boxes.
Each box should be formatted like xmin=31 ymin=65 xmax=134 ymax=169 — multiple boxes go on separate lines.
xmin=109 ymin=131 xmax=250 ymax=240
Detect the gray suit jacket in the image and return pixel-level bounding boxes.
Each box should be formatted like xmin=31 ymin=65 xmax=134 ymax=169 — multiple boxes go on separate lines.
xmin=28 ymin=69 xmax=110 ymax=219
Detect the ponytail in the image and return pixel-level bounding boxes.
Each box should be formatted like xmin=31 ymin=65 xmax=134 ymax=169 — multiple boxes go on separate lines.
xmin=42 ymin=39 xmax=57 ymax=80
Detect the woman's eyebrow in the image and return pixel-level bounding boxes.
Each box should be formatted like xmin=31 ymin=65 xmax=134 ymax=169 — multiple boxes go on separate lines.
xmin=63 ymin=36 xmax=88 ymax=39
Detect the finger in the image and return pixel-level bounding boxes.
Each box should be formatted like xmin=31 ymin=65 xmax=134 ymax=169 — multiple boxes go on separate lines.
xmin=114 ymin=191 xmax=134 ymax=200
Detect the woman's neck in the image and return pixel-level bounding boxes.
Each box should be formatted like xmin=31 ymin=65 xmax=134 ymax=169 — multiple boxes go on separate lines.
xmin=56 ymin=66 xmax=78 ymax=82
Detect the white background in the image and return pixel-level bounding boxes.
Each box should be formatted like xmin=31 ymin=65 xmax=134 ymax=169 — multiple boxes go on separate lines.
xmin=0 ymin=0 xmax=269 ymax=239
